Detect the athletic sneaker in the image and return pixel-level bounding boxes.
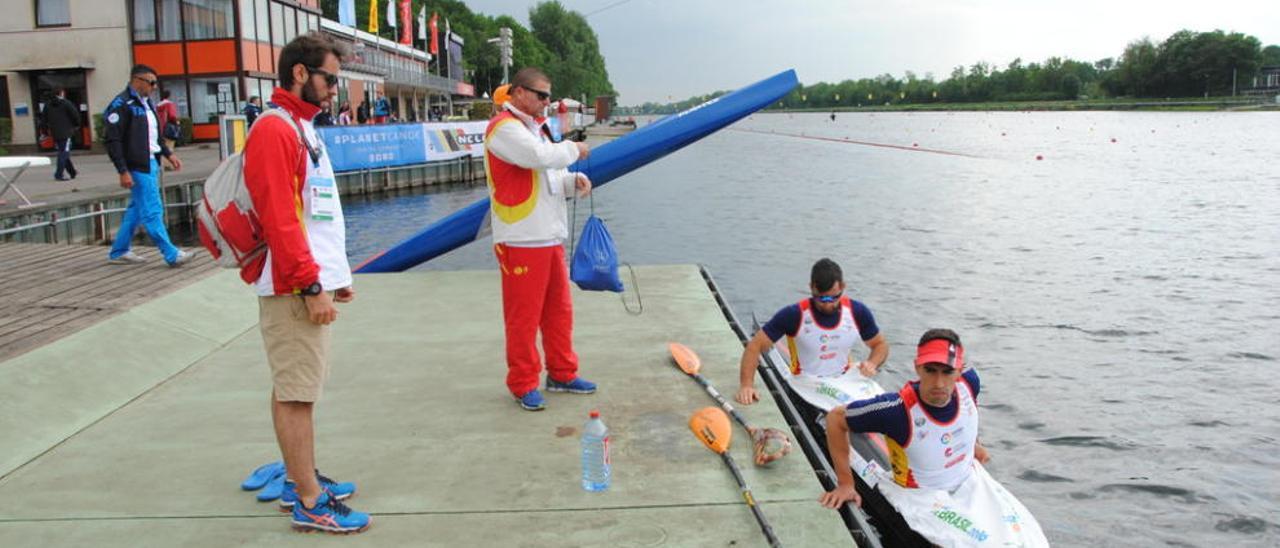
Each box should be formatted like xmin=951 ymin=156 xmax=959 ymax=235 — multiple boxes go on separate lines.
xmin=546 ymin=377 xmax=597 ymax=394
xmin=108 ymin=252 xmax=146 ymax=264
xmin=291 ymin=491 xmax=370 ymax=534
xmin=279 ymin=471 xmax=356 ymax=510
xmin=168 ymin=249 xmax=196 ymax=267
xmin=518 ymin=389 xmax=546 ymax=411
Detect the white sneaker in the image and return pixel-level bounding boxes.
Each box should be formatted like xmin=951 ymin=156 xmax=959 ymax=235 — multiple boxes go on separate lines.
xmin=168 ymin=249 xmax=198 ymax=267
xmin=108 ymin=252 xmax=146 ymax=265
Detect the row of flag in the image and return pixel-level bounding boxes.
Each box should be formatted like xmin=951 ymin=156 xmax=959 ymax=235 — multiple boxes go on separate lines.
xmin=337 ymin=0 xmax=441 ymax=55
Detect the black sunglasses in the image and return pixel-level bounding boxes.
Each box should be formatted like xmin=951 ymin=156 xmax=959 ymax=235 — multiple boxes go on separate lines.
xmin=306 ymin=66 xmax=339 ymax=87
xmin=134 ymin=76 xmax=158 ymax=86
xmin=521 ymin=85 xmax=551 ymax=101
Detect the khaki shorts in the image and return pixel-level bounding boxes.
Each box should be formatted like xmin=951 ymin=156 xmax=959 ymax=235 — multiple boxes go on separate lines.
xmin=259 ymin=295 xmax=331 ymax=402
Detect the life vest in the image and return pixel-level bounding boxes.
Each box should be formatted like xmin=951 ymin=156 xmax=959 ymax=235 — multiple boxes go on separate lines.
xmin=785 ymin=296 xmax=860 ymax=377
xmin=887 ymin=378 xmax=979 ymax=491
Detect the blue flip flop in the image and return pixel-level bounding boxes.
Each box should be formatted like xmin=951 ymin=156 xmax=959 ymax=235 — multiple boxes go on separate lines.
xmin=241 ymin=461 xmax=285 ymax=491
xmin=256 ymin=473 xmax=287 ymax=502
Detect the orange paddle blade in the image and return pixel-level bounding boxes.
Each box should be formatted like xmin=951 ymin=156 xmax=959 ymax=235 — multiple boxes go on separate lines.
xmin=668 ymin=342 xmax=702 ymax=375
xmin=689 ymin=406 xmax=732 ymax=454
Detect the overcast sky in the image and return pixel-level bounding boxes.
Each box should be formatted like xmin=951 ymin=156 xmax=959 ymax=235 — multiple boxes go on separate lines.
xmin=458 ymin=0 xmax=1280 ymax=105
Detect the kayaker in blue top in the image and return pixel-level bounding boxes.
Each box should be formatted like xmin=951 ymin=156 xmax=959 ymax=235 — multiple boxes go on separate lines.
xmin=735 ymin=258 xmax=889 ymax=406
xmin=821 ymin=328 xmax=990 ymax=508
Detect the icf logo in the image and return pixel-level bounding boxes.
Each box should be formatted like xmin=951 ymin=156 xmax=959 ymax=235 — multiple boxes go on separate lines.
xmin=940 ymin=433 xmax=952 ymax=445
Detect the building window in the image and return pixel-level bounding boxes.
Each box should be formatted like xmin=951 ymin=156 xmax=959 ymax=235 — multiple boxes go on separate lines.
xmin=133 ymin=0 xmax=157 ymax=40
xmin=239 ymin=0 xmax=256 ymax=40
xmin=254 ymin=0 xmax=269 ymax=44
xmin=158 ymin=0 xmax=182 ymax=41
xmin=182 ymin=0 xmax=235 ymax=40
xmin=160 ymin=79 xmax=190 ymax=118
xmin=190 ymin=77 xmax=239 ymax=123
xmin=283 ymin=6 xmax=297 ymax=43
xmin=270 ymin=1 xmax=284 ymax=46
xmin=36 ymin=0 xmax=70 ymax=27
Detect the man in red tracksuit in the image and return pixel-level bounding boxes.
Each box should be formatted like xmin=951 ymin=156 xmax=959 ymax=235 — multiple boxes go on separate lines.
xmin=485 ymin=67 xmax=595 ymax=411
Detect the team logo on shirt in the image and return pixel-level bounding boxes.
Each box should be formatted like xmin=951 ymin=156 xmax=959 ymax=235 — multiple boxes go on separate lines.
xmin=915 ymin=417 xmax=926 ymax=427
xmin=941 ymin=433 xmax=953 ymax=445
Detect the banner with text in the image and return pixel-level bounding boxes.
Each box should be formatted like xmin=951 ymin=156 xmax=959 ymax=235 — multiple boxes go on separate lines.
xmin=318 ymin=122 xmax=487 ymax=172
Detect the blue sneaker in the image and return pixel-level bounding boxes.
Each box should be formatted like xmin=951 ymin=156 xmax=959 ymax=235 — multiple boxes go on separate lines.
xmin=518 ymin=389 xmax=546 ymax=411
xmin=291 ymin=491 xmax=371 ymax=534
xmin=257 ymin=474 xmax=287 ymax=502
xmin=280 ymin=471 xmax=356 ymax=510
xmin=546 ymin=376 xmax=597 ymax=394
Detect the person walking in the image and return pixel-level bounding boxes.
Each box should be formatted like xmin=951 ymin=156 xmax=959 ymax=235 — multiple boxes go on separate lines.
xmin=156 ymin=90 xmax=180 ymax=170
xmin=45 ymin=88 xmax=80 ymax=181
xmin=103 ymin=65 xmax=193 ymax=266
xmin=485 ymin=67 xmax=596 ymax=411
xmin=241 ymin=31 xmax=369 ymax=534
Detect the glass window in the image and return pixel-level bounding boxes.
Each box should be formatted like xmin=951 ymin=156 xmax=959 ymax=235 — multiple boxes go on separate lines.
xmin=160 ymin=79 xmax=190 ymax=118
xmin=254 ymin=0 xmax=269 ymax=44
xmin=158 ymin=0 xmax=182 ymax=40
xmin=283 ymin=6 xmax=296 ymax=43
xmin=238 ymin=0 xmax=255 ymax=40
xmin=182 ymin=0 xmax=235 ymax=40
xmin=36 ymin=0 xmax=70 ymax=26
xmin=270 ymin=2 xmax=284 ymax=46
xmin=133 ymin=0 xmax=157 ymax=41
xmin=190 ymin=77 xmax=239 ymax=123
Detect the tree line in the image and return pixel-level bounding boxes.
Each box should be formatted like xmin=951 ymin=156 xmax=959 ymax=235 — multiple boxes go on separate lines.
xmin=624 ymin=29 xmax=1280 ymax=114
xmin=320 ymin=0 xmax=615 ymax=102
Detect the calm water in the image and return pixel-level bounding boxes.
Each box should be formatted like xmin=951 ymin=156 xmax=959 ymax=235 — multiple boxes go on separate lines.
xmin=344 ymin=112 xmax=1280 ymax=546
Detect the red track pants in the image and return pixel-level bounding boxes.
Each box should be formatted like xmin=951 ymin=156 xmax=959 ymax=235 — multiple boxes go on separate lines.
xmin=494 ymin=243 xmax=579 ymax=397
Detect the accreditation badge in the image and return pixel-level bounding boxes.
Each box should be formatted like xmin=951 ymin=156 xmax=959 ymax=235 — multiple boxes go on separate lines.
xmin=308 ymin=176 xmax=338 ymax=221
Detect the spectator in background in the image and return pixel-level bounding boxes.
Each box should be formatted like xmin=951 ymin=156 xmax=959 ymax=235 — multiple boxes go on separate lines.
xmin=373 ymin=93 xmax=390 ymax=124
xmin=243 ymin=96 xmax=263 ymax=127
xmin=156 ymin=89 xmax=180 ymax=170
xmin=45 ymin=87 xmax=80 ymax=181
xmin=337 ymin=102 xmax=352 ymax=125
xmin=356 ymin=101 xmax=370 ymax=124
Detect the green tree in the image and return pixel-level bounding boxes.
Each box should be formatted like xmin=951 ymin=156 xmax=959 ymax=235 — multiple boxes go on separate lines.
xmin=528 ymin=1 xmax=615 ymax=102
xmin=1263 ymin=45 xmax=1280 ymax=66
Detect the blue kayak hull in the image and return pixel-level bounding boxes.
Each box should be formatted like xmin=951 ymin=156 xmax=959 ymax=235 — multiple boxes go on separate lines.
xmin=355 ymin=69 xmax=799 ymax=273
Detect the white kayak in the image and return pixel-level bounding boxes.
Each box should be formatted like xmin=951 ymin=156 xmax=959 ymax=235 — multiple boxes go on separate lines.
xmin=769 ymin=343 xmax=1050 ymax=548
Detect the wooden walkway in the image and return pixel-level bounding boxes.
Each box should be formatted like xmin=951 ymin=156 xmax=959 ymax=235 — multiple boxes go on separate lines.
xmin=0 ymin=243 xmax=217 ymax=362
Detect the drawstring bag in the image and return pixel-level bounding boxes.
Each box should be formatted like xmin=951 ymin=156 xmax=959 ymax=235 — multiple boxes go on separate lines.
xmin=570 ymin=214 xmax=623 ymax=292
xmin=568 ymin=179 xmax=643 ymax=314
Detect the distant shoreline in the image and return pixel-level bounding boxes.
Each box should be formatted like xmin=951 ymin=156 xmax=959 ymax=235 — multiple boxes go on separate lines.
xmin=767 ymin=97 xmax=1280 ymax=113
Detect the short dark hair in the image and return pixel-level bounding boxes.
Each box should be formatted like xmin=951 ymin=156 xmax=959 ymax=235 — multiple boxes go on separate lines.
xmin=810 ymin=258 xmax=843 ymax=293
xmin=511 ymin=67 xmax=550 ymax=90
xmin=918 ymin=328 xmax=961 ymax=348
xmin=277 ymin=32 xmax=349 ymax=88
xmin=131 ymin=64 xmax=157 ymax=78
xmin=54 ymin=87 xmax=66 ymax=96
xmin=161 ymin=89 xmax=171 ymax=99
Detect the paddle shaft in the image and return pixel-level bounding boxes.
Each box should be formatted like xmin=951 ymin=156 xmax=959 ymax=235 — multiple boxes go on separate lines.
xmin=720 ymin=451 xmax=781 ymax=547
xmin=690 ymin=372 xmax=755 ymax=433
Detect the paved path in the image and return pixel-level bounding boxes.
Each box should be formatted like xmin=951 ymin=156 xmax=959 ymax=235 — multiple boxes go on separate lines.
xmin=0 ymin=145 xmax=223 ymax=210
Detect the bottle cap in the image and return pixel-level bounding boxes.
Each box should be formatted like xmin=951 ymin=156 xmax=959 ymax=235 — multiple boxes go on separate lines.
xmin=589 ymin=410 xmax=600 ymax=418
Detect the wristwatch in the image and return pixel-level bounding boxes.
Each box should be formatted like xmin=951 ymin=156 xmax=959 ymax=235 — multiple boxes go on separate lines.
xmin=298 ymin=282 xmax=323 ymax=297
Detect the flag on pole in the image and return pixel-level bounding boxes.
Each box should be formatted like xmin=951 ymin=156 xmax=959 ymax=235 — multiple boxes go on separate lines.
xmin=429 ymin=12 xmax=439 ymax=55
xmin=369 ymin=0 xmax=379 ymax=33
xmin=386 ymin=0 xmax=397 ymax=28
xmin=398 ymin=0 xmax=412 ymax=45
xmin=338 ymin=0 xmax=355 ymax=27
xmin=417 ymin=6 xmax=426 ymax=41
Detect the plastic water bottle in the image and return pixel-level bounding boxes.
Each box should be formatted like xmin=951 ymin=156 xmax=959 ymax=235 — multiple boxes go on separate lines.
xmin=581 ymin=410 xmax=610 ymax=491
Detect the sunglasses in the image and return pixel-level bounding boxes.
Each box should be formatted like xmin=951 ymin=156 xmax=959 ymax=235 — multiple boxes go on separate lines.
xmin=306 ymin=66 xmax=339 ymax=87
xmin=134 ymin=76 xmax=158 ymax=86
xmin=521 ymin=85 xmax=551 ymax=101
xmin=813 ymin=292 xmax=843 ymax=304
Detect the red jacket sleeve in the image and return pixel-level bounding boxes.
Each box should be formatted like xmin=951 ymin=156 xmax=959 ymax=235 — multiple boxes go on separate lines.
xmin=243 ymin=115 xmax=319 ymax=292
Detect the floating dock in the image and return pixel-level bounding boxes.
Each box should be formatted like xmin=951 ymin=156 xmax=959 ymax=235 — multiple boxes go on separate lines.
xmin=0 ymin=264 xmax=854 ymax=546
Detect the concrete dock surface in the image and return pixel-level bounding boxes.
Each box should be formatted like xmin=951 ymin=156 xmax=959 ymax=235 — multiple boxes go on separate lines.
xmin=0 ymin=265 xmax=851 ymax=546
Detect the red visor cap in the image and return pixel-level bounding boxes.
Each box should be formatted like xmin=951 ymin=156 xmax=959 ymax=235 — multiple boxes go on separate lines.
xmin=914 ymin=338 xmax=965 ymax=371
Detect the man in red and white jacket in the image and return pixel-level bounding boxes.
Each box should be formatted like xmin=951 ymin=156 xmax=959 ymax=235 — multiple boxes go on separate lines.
xmin=241 ymin=33 xmax=369 ymax=534
xmin=486 ymin=67 xmax=595 ymax=411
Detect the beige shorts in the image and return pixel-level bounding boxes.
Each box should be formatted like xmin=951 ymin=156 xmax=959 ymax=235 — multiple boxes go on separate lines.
xmin=259 ymin=295 xmax=331 ymax=402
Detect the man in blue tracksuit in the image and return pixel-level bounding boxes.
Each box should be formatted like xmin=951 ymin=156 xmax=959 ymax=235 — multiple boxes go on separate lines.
xmin=104 ymin=64 xmax=193 ymax=266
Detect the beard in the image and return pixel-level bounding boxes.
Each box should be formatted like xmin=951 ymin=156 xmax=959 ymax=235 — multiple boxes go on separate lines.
xmin=301 ymin=81 xmax=329 ymax=110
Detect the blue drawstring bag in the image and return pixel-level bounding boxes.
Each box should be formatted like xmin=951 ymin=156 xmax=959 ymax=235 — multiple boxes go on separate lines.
xmin=571 ymin=214 xmax=624 ymax=292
